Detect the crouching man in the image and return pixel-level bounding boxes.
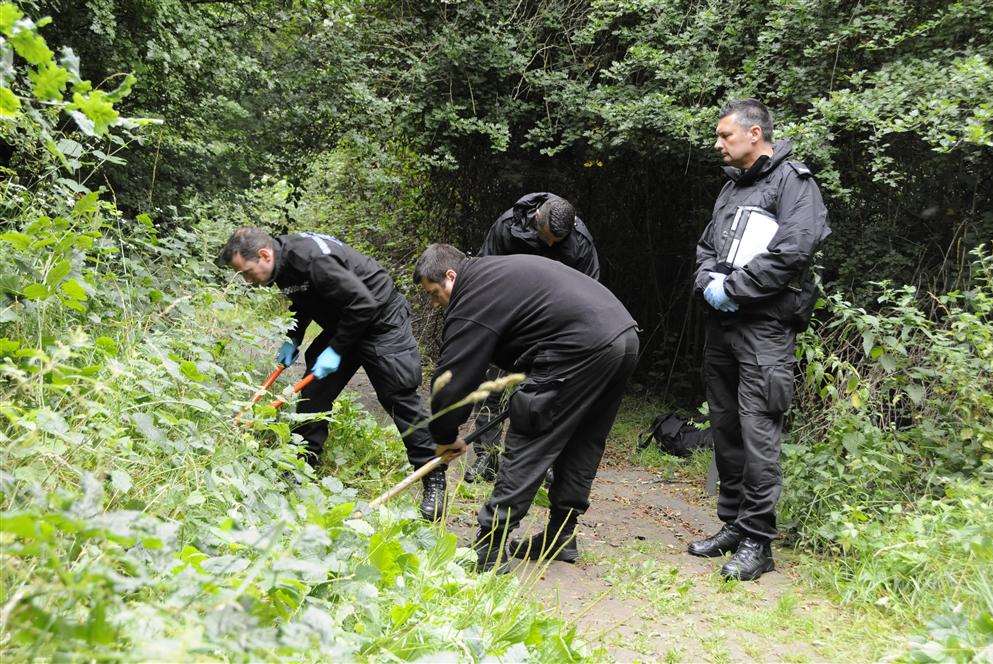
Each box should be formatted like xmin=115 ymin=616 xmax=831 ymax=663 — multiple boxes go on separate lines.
xmin=414 ymin=244 xmax=639 ymax=572
xmin=218 ymin=227 xmax=445 ymax=520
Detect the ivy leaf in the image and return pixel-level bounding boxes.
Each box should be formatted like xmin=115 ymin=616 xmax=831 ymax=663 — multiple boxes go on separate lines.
xmin=28 ymin=63 xmax=69 ymax=100
xmin=0 ymin=3 xmax=23 ymax=35
xmin=22 ymin=282 xmax=49 ymax=300
xmin=904 ymin=383 xmax=925 ymax=405
xmin=69 ymin=109 xmax=95 ymax=136
xmin=10 ymin=21 xmax=53 ymax=66
xmin=58 ymin=45 xmax=79 ymax=81
xmin=0 ymin=85 xmax=19 ymax=117
xmin=70 ymin=91 xmax=118 ymax=136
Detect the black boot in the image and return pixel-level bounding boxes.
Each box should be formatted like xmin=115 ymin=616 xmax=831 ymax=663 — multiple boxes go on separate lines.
xmin=464 ymin=449 xmax=499 ymax=483
xmin=419 ymin=467 xmax=447 ymax=521
xmin=474 ymin=529 xmax=512 ymax=574
xmin=687 ymin=523 xmax=742 ymax=558
xmin=721 ymin=538 xmax=774 ymax=581
xmin=509 ymin=510 xmax=578 ymax=563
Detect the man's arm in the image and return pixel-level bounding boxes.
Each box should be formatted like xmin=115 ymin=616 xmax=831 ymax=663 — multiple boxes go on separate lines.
xmin=694 ymin=221 xmax=721 ymax=296
xmin=723 ymin=172 xmax=829 ymax=304
xmin=308 ymin=255 xmax=380 ymax=354
xmin=287 ymin=302 xmax=312 ymax=346
xmin=429 ymin=317 xmax=500 ymax=445
xmin=570 ymin=235 xmax=601 ymax=281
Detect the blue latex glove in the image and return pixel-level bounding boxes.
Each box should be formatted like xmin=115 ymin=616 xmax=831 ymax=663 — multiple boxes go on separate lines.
xmin=276 ymin=340 xmax=299 ymax=366
xmin=312 ymin=347 xmax=342 ymax=379
xmin=704 ymin=272 xmax=739 ymax=313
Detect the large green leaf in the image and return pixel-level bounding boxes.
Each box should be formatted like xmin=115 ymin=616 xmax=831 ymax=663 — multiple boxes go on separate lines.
xmin=29 ymin=63 xmax=69 ymax=100
xmin=10 ymin=22 xmax=52 ymax=65
xmin=45 ymin=258 xmax=71 ymax=286
xmin=22 ymin=283 xmax=49 ymax=300
xmin=0 ymin=3 xmax=22 ymax=35
xmin=0 ymin=85 xmax=19 ymax=116
xmin=70 ymin=90 xmax=117 ymax=136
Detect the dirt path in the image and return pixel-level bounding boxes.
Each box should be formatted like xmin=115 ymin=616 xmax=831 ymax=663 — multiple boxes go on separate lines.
xmin=343 ymin=371 xmax=893 ymax=662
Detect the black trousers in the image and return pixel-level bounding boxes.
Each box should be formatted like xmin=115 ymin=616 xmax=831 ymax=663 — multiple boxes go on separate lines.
xmin=478 ymin=328 xmax=639 ymax=535
xmin=293 ymin=297 xmax=436 ymax=468
xmin=704 ymin=317 xmax=796 ymax=542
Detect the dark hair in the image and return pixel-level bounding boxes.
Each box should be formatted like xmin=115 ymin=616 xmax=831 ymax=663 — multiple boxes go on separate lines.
xmin=537 ymin=196 xmax=576 ymax=239
xmin=413 ymin=243 xmax=466 ymax=283
xmin=217 ymin=227 xmax=274 ymax=266
xmin=720 ymin=98 xmax=774 ymax=142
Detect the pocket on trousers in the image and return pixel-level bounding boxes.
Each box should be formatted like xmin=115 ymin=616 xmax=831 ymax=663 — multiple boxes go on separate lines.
xmin=762 ymin=364 xmax=795 ymax=415
xmin=508 ymin=379 xmax=562 ymax=436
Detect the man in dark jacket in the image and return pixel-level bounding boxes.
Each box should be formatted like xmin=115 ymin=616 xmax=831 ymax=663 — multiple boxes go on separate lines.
xmin=690 ymin=99 xmax=830 ymax=580
xmin=466 ymin=193 xmax=601 ymax=483
xmin=414 ymin=244 xmax=639 ymax=572
xmin=218 ymin=227 xmax=445 ymax=521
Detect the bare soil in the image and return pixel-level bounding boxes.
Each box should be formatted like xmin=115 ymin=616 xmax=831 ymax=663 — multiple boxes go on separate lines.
xmin=344 ymin=369 xmax=894 ymax=663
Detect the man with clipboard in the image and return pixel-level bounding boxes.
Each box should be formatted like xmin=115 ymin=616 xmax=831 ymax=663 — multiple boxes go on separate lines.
xmin=690 ymin=99 xmax=831 ymax=581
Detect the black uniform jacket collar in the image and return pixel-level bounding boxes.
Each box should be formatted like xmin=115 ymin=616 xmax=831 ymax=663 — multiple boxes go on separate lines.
xmin=722 ymin=140 xmax=793 ymax=186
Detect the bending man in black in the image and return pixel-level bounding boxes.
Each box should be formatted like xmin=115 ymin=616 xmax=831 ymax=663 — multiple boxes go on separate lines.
xmin=467 ymin=193 xmax=601 ymax=483
xmin=415 ymin=244 xmax=638 ymax=572
xmin=218 ymin=227 xmax=445 ymax=520
xmin=691 ymin=99 xmax=830 ymax=580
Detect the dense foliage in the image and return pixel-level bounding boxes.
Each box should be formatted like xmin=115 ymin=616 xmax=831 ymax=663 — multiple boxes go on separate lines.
xmin=3 ymin=0 xmax=992 ymax=659
xmin=1 ymin=11 xmax=581 ymax=660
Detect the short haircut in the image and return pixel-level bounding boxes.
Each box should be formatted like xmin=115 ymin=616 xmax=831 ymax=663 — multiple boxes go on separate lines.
xmin=413 ymin=243 xmax=466 ymax=283
xmin=217 ymin=227 xmax=274 ymax=266
xmin=537 ymin=196 xmax=577 ymax=239
xmin=720 ymin=98 xmax=774 ymax=142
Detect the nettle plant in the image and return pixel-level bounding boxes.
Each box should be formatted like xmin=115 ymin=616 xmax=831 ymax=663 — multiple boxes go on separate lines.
xmin=1 ymin=7 xmax=583 ymax=660
xmin=782 ymin=245 xmax=993 ymax=550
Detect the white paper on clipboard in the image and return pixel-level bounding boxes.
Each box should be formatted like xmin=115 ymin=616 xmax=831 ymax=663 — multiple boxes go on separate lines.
xmin=726 ymin=207 xmax=778 ymax=269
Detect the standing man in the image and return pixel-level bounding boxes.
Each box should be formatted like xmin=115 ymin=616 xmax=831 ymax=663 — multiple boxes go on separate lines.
xmin=467 ymin=193 xmax=601 ymax=483
xmin=691 ymin=99 xmax=830 ymax=580
xmin=218 ymin=227 xmax=446 ymax=521
xmin=415 ymin=245 xmax=638 ymax=573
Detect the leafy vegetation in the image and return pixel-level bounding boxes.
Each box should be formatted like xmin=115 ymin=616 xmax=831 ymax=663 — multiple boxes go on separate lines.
xmin=1 ymin=11 xmax=581 ymax=660
xmin=3 ymin=0 xmax=991 ymax=660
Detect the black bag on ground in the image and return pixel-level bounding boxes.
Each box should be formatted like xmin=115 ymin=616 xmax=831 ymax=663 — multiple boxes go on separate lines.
xmin=637 ymin=411 xmax=713 ymax=457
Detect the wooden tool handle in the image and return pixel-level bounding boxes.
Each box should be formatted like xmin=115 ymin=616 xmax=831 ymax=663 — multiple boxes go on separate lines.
xmin=267 ymin=373 xmax=317 ymax=410
xmin=234 ymin=364 xmax=286 ymax=425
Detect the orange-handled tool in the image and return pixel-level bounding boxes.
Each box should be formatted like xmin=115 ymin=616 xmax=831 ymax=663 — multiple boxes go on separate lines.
xmin=266 ymin=373 xmax=317 ymax=411
xmin=234 ymin=364 xmax=286 ymax=424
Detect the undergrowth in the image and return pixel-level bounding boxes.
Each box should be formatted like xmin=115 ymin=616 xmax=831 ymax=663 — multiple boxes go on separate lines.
xmin=0 ymin=9 xmax=582 ymax=661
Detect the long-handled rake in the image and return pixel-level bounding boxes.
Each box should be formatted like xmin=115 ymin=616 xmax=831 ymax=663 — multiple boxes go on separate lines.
xmin=357 ymin=406 xmax=511 ymax=515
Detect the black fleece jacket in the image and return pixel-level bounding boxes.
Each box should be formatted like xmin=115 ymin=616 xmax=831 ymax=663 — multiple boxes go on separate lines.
xmin=271 ymin=232 xmax=397 ymax=353
xmin=429 ymin=254 xmax=636 ymax=444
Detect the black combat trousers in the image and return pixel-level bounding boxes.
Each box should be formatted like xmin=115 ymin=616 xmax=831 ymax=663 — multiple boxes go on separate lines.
xmin=294 ymin=295 xmax=436 ymax=468
xmin=478 ymin=328 xmax=639 ymax=536
xmin=704 ymin=317 xmax=796 ymax=542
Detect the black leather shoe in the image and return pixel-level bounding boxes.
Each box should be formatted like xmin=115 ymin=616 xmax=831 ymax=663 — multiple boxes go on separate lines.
xmin=509 ymin=510 xmax=578 ymax=563
xmin=721 ymin=538 xmax=774 ymax=581
xmin=419 ymin=467 xmax=447 ymax=521
xmin=474 ymin=529 xmax=512 ymax=574
xmin=464 ymin=450 xmax=499 ymax=483
xmin=687 ymin=524 xmax=742 ymax=558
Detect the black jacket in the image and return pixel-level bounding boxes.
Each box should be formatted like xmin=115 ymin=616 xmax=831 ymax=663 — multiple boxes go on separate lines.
xmin=429 ymin=255 xmax=636 ymax=444
xmin=694 ymin=141 xmax=831 ymax=330
xmin=480 ymin=192 xmax=601 ymax=280
xmin=271 ymin=233 xmax=398 ymax=353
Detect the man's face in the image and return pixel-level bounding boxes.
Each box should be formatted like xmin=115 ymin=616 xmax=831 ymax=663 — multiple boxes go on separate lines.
xmin=230 ymin=248 xmax=275 ymax=286
xmin=714 ymin=114 xmax=760 ymax=169
xmin=419 ymin=271 xmax=456 ymax=308
xmin=535 ymin=219 xmax=561 ymax=247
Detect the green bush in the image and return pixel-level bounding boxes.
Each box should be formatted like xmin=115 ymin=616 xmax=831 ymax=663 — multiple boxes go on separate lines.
xmin=1 ymin=9 xmax=582 ymax=660
xmin=781 ymin=247 xmax=992 ymax=651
